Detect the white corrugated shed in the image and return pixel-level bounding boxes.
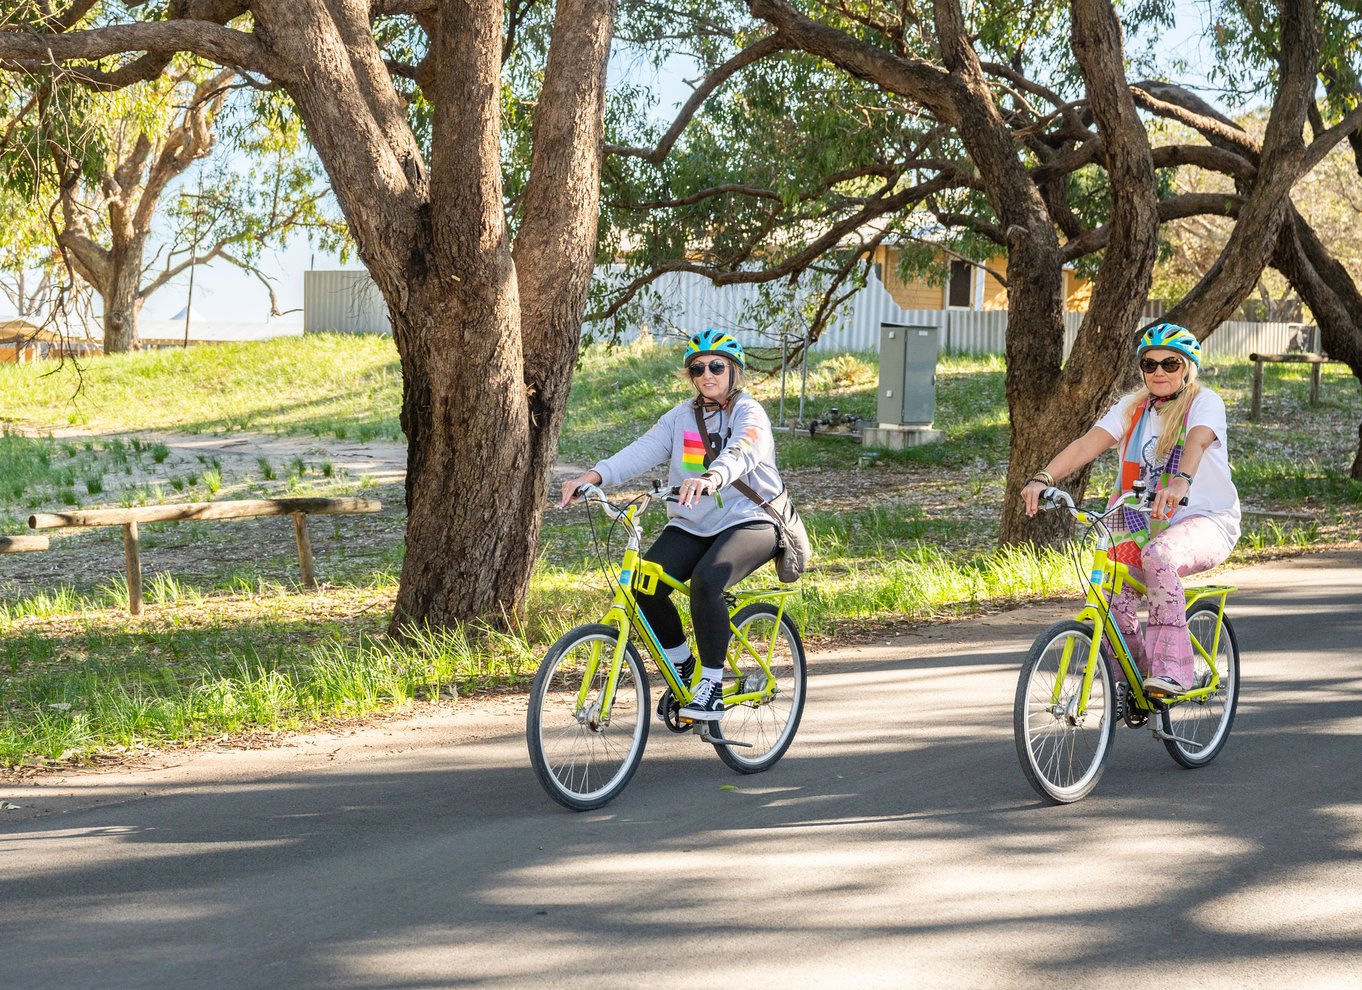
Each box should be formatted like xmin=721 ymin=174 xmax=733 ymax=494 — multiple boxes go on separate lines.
xmin=302 ymin=267 xmax=1312 ymax=359
xmin=304 ymin=270 xmax=392 ymax=334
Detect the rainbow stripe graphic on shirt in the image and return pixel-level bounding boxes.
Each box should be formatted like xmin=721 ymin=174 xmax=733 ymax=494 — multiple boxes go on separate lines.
xmin=682 ymin=431 xmax=707 ymax=474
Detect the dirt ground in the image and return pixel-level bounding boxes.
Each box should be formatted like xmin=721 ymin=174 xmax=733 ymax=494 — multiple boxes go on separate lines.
xmin=1 ymin=426 xmax=1013 ymax=599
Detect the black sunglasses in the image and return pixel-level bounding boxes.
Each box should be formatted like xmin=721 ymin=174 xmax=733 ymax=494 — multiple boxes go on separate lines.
xmin=1140 ymin=356 xmax=1185 ymax=374
xmin=688 ymin=359 xmax=729 ymax=377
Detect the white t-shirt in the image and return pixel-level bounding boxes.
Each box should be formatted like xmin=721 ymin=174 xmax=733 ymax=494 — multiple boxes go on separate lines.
xmin=1095 ymin=388 xmax=1241 ymax=546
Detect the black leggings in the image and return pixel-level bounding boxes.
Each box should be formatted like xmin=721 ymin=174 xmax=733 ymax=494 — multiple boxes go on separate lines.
xmin=637 ymin=522 xmax=779 ymax=669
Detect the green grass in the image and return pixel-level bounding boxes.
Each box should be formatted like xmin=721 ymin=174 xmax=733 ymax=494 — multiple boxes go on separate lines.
xmin=1 ymin=333 xmax=1359 ymax=768
xmin=0 ymin=333 xmax=402 ymax=439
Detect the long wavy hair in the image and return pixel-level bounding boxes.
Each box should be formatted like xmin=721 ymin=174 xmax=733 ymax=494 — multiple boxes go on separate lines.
xmin=1122 ymin=358 xmax=1201 ymax=465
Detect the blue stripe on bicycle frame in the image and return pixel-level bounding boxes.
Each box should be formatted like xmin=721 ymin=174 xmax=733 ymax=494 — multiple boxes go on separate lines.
xmin=617 ymin=570 xmax=680 ymax=682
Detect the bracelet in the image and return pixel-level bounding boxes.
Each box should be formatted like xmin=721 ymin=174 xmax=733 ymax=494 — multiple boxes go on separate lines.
xmin=1173 ymin=470 xmax=1194 ymax=486
xmin=1031 ymin=470 xmax=1054 ymax=486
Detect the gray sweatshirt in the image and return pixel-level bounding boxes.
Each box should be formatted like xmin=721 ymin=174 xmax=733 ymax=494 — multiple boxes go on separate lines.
xmin=592 ymin=393 xmax=786 ymax=537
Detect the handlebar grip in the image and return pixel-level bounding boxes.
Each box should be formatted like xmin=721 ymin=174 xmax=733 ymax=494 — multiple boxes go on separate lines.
xmin=664 ymin=484 xmax=723 ymax=506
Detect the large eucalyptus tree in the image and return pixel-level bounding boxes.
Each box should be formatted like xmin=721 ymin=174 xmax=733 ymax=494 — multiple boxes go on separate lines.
xmin=603 ymin=0 xmax=1356 ymax=540
xmin=1 ymin=0 xmax=615 ymax=631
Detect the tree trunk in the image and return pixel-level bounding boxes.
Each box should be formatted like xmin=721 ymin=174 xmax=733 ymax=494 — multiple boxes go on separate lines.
xmin=388 ymin=276 xmax=539 ymax=629
xmin=998 ymin=0 xmax=1160 ymax=545
xmin=101 ymin=248 xmax=144 ymax=353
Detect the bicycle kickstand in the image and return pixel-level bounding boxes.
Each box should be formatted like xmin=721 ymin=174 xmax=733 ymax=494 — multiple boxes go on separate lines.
xmin=698 ymin=727 xmax=753 ymax=747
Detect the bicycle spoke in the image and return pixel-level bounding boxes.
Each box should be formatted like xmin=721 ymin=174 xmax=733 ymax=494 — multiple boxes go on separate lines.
xmin=527 ymin=626 xmax=649 ymax=810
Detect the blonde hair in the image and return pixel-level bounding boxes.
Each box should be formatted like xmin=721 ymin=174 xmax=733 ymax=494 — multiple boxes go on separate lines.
xmin=1122 ymin=360 xmax=1201 ymax=463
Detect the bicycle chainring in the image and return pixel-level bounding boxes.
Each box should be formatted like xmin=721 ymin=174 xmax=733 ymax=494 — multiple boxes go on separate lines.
xmin=1123 ymin=693 xmax=1149 ymax=729
xmin=656 ymin=688 xmax=693 ymax=733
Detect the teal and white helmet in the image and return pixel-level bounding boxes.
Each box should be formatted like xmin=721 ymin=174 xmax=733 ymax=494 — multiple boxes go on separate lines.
xmin=1138 ymin=322 xmax=1202 ymax=366
xmin=684 ymin=329 xmax=746 ymax=368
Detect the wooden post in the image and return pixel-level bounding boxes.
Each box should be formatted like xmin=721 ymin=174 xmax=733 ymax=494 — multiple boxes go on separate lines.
xmin=0 ymin=535 xmax=49 ymax=553
xmin=1250 ymin=358 xmax=1264 ymax=422
xmin=29 ymin=497 xmax=381 ymax=531
xmin=24 ymin=496 xmax=381 ymax=605
xmin=1311 ymin=361 xmax=1321 ymax=406
xmin=123 ymin=521 xmax=143 ymax=616
xmin=292 ymin=513 xmax=317 ymax=589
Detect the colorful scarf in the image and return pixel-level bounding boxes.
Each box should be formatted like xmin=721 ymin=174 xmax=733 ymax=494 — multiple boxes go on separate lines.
xmin=1108 ymin=397 xmax=1189 ymax=567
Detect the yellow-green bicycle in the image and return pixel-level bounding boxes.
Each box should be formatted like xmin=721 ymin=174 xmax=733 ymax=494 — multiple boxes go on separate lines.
xmin=527 ymin=483 xmax=806 ymax=811
xmin=1014 ymin=485 xmax=1241 ymax=804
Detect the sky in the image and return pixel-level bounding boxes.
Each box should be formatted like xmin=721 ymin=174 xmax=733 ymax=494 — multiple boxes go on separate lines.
xmin=12 ymin=3 xmax=1226 ymax=326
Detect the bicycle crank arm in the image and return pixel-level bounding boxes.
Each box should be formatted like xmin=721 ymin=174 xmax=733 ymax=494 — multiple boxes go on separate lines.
xmin=698 ymin=729 xmax=753 ymax=747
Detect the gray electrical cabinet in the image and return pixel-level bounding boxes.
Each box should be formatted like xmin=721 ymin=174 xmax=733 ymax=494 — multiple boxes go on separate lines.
xmin=877 ymin=323 xmax=939 ymax=426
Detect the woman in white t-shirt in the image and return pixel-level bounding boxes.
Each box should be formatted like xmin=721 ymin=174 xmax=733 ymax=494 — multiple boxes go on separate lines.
xmin=1020 ymin=323 xmax=1241 ymax=697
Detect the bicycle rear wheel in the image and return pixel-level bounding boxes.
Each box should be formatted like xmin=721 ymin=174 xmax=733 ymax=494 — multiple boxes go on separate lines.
xmin=709 ymin=603 xmax=806 ymax=773
xmin=1161 ymin=604 xmax=1240 ymax=768
xmin=526 ymin=624 xmax=650 ymax=811
xmin=1014 ymin=619 xmax=1117 ymax=804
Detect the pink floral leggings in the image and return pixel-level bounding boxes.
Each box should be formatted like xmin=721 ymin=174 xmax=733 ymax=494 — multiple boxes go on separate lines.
xmin=1109 ymin=516 xmax=1233 ymax=683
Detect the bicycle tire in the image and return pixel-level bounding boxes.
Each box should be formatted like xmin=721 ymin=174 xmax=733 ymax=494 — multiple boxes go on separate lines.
xmin=708 ymin=603 xmax=807 ymax=773
xmin=526 ymin=624 xmax=650 ymax=811
xmin=1014 ymin=619 xmax=1117 ymax=804
xmin=1160 ymin=604 xmax=1240 ymax=768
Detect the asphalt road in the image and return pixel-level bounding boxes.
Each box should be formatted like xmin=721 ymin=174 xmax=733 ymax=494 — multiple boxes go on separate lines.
xmin=3 ymin=549 xmax=1361 ymax=989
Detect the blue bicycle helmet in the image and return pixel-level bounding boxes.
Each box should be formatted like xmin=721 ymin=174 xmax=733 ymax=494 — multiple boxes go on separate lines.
xmin=684 ymin=329 xmax=746 ymax=368
xmin=1138 ymin=322 xmax=1202 ymax=366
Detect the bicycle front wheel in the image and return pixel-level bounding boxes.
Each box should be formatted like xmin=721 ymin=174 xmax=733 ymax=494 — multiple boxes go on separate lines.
xmin=1161 ymin=604 xmax=1240 ymax=768
xmin=709 ymin=603 xmax=807 ymax=773
xmin=526 ymin=624 xmax=650 ymax=811
xmin=1014 ymin=619 xmax=1117 ymax=804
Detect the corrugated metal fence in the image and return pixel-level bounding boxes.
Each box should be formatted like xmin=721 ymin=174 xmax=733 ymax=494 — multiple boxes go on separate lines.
xmin=304 ymin=268 xmax=1307 ymax=358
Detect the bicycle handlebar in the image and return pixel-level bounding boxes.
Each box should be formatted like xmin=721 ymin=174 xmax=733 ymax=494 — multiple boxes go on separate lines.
xmin=568 ymin=481 xmax=721 ymax=520
xmin=1038 ymin=483 xmax=1187 ymax=521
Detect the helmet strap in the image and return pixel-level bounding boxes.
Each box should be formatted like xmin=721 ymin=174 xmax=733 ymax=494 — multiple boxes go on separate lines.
xmin=1151 ymin=379 xmax=1188 ymax=406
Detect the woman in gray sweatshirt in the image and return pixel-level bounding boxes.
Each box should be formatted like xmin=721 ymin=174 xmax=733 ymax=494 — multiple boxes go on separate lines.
xmin=559 ymin=330 xmax=785 ymax=722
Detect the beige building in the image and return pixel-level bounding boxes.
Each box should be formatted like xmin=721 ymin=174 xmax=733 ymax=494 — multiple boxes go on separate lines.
xmin=870 ymin=245 xmax=1092 ymax=312
xmin=0 ymin=320 xmax=88 ymax=363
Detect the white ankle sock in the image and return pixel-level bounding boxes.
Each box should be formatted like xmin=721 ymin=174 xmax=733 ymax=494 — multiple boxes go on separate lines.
xmin=663 ymin=643 xmax=691 ymax=668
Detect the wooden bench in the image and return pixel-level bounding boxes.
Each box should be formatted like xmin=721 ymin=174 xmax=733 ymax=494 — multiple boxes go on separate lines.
xmin=28 ymin=497 xmax=381 ymax=615
xmin=1247 ymin=352 xmax=1331 ymax=423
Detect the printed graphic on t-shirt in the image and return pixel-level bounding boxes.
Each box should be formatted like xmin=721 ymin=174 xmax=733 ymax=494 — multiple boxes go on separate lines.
xmin=681 ymin=431 xmax=707 ymax=474
xmin=1138 ymin=435 xmax=1163 ymax=482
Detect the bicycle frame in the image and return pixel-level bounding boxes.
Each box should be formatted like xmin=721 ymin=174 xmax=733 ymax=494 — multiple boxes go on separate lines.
xmin=1050 ymin=496 xmax=1235 ymax=718
xmin=573 ymin=489 xmax=797 ymax=723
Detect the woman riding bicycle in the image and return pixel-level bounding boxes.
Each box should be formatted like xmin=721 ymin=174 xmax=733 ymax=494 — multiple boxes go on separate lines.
xmin=559 ymin=330 xmax=785 ymax=722
xmin=1020 ymin=323 xmax=1241 ymax=697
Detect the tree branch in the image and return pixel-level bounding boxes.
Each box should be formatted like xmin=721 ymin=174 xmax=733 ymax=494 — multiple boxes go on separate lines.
xmin=0 ymin=20 xmax=281 ymax=81
xmin=589 ymin=171 xmax=958 ymax=322
xmin=606 ymin=33 xmax=790 ymax=164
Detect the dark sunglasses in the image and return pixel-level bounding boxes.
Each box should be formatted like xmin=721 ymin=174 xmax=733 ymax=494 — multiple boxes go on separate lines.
xmin=1140 ymin=356 xmax=1185 ymax=374
xmin=688 ymin=359 xmax=729 ymax=377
